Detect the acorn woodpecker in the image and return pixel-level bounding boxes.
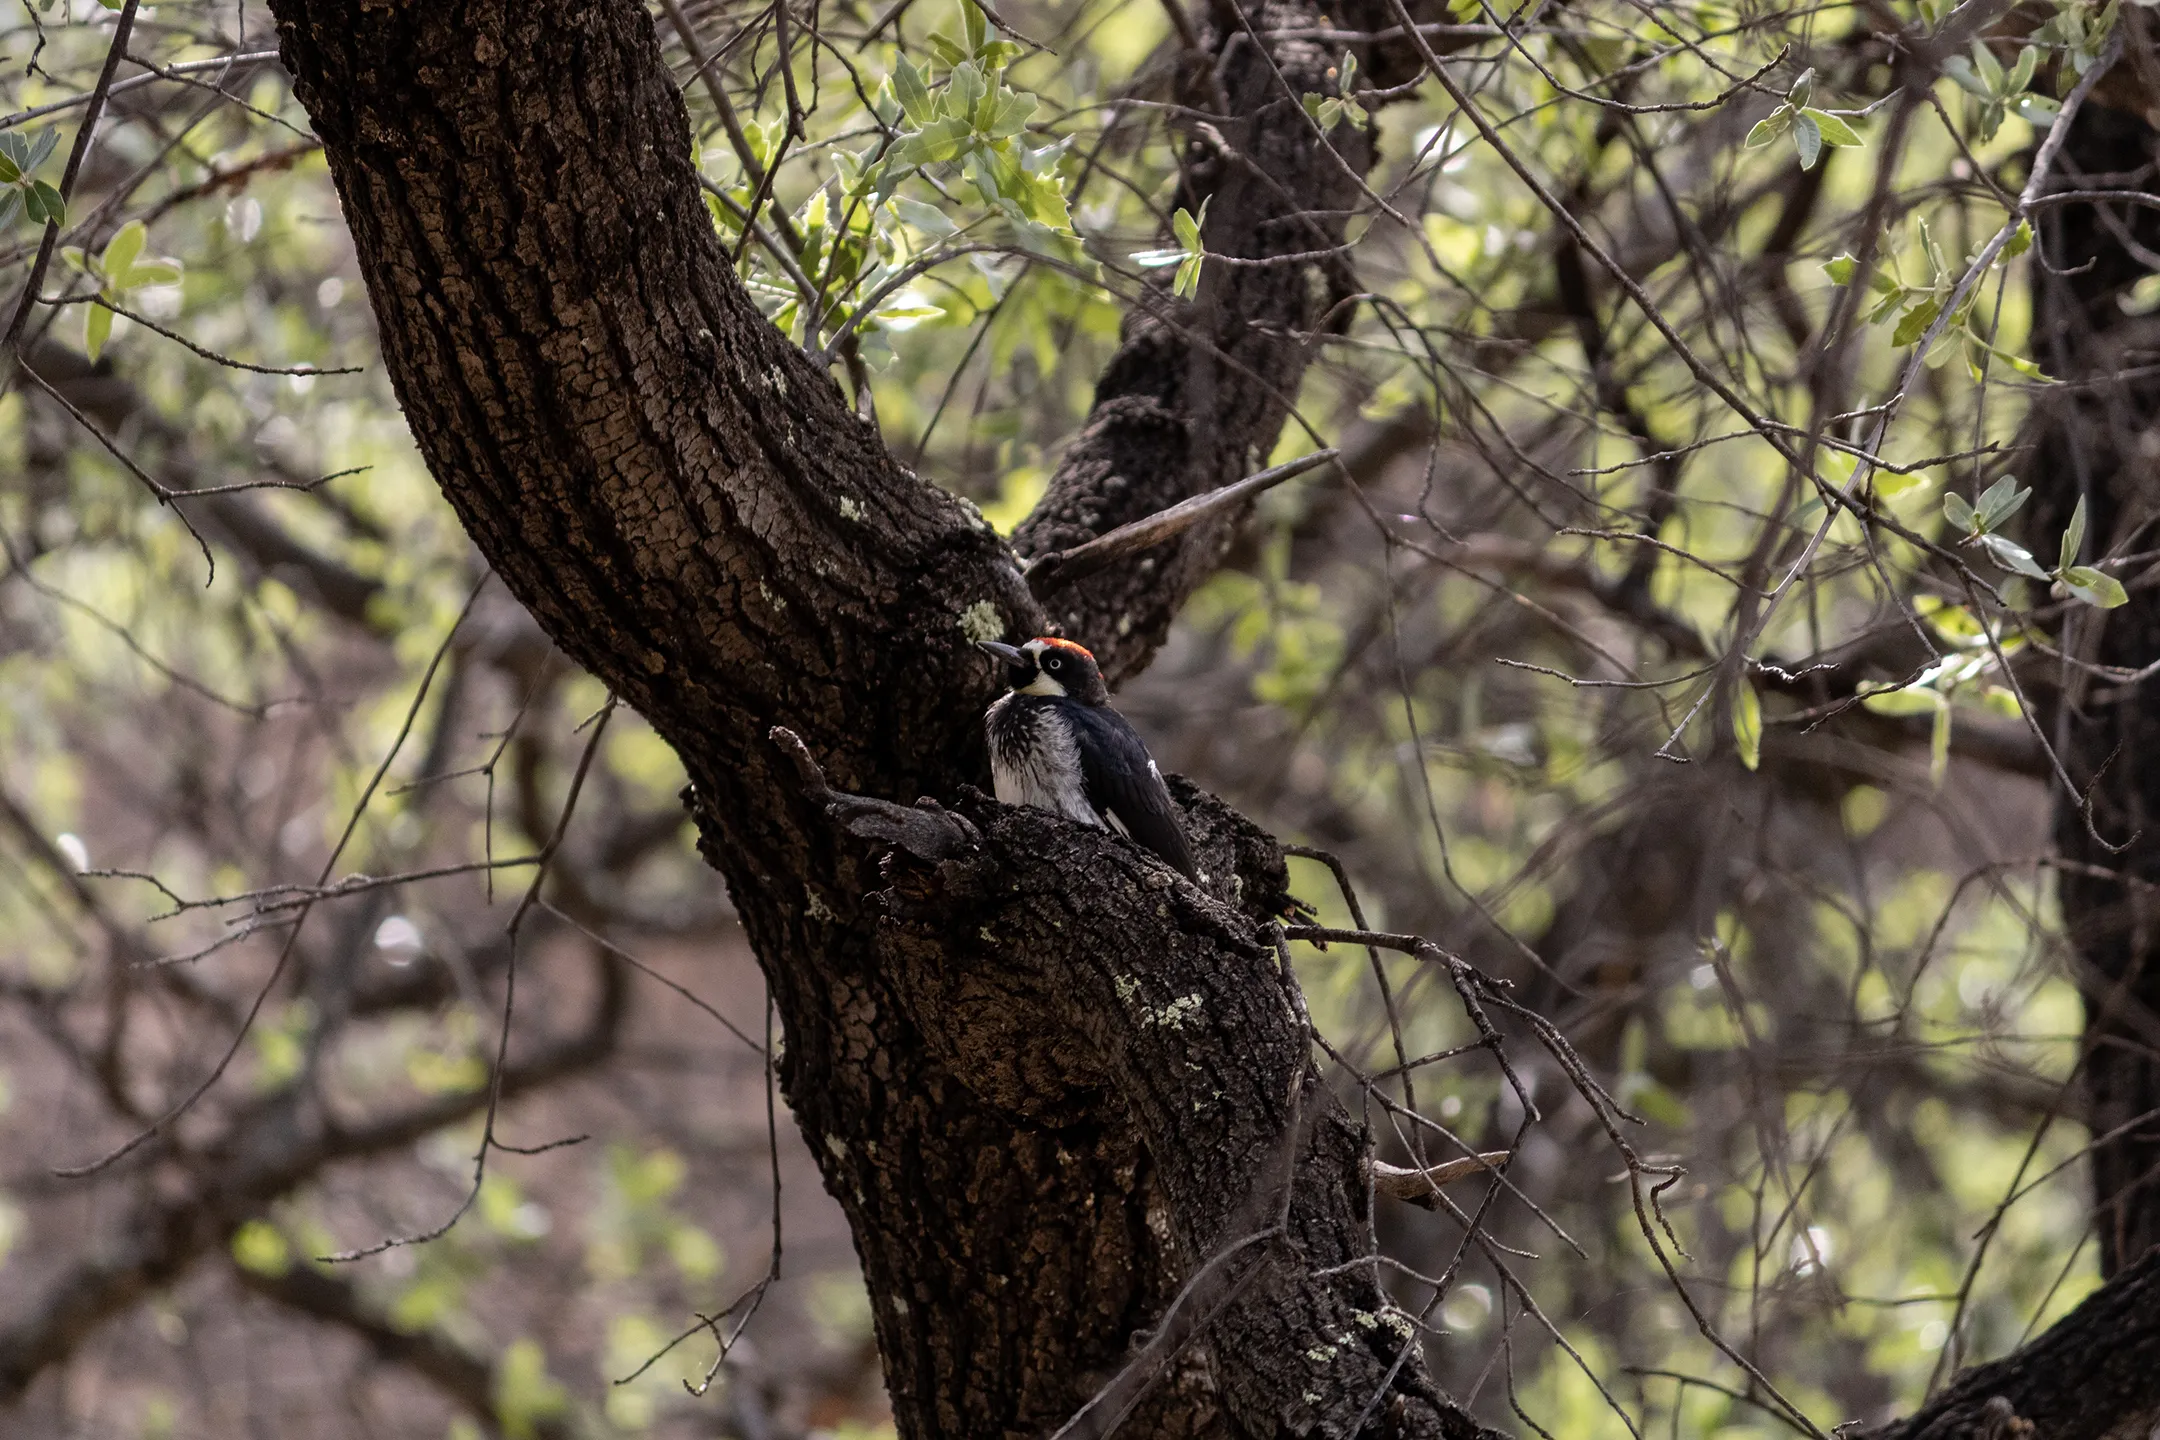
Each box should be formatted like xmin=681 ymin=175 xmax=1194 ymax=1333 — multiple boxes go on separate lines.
xmin=978 ymin=637 xmax=1198 ymax=881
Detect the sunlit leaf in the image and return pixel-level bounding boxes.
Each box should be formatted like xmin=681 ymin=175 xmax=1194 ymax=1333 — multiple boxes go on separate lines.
xmin=84 ymin=300 xmax=112 ymax=363
xmin=1174 ymin=253 xmax=1203 ymax=298
xmin=1804 ymin=108 xmax=1863 ymax=147
xmin=1732 ymin=679 xmax=1762 ymax=771
xmin=1892 ymin=296 xmax=1940 ymax=345
xmin=2061 ymin=495 xmax=2088 ymax=572
xmin=2060 ymin=565 xmax=2128 ymax=608
xmin=1859 ymin=683 xmax=1946 ymax=717
xmin=1978 ymin=533 xmax=2049 ymax=580
xmin=893 ymin=56 xmax=936 ymax=126
xmin=230 ymin=1221 xmax=291 ymax=1278
xmin=100 ymin=219 xmax=145 ymax=279
xmin=1744 ymin=107 xmax=1793 ymax=148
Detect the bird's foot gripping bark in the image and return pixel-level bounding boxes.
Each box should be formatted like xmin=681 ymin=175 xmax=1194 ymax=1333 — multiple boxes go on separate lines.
xmin=772 ymin=725 xmax=1497 ymax=1439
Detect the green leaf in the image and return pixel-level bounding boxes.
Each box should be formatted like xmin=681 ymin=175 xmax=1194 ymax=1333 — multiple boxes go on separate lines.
xmin=84 ymin=300 xmax=112 ymax=362
xmin=2012 ymin=93 xmax=2061 ymax=127
xmin=1980 ymin=684 xmax=2023 ymax=719
xmin=893 ymin=56 xmax=936 ymax=126
xmin=871 ymin=77 xmax=902 ymax=125
xmin=0 ymin=190 xmax=20 ymax=231
xmin=1865 ymin=285 xmax=1908 ymax=323
xmin=2061 ymin=565 xmax=2129 ymax=608
xmin=1942 ymin=491 xmax=1976 ymax=531
xmin=1804 ymin=108 xmax=1863 ymax=147
xmin=2061 ymin=495 xmax=2088 ymax=572
xmin=1732 ymin=680 xmax=1762 ymax=771
xmin=495 ymin=1339 xmax=569 ymax=1440
xmin=1174 ymin=253 xmax=1203 ymax=299
xmin=1972 ymin=40 xmax=2003 ymax=92
xmin=100 ymin=219 xmax=145 ymax=280
xmin=120 ymin=260 xmax=179 ymax=289
xmin=1892 ymin=296 xmax=1940 ymax=345
xmin=960 ymin=0 xmax=988 ymax=56
xmin=1793 ymin=113 xmax=1823 ymax=169
xmin=1823 ymin=254 xmax=1857 ymax=285
xmin=1172 ymin=200 xmax=1206 ymax=253
xmin=1787 ymin=67 xmax=1814 ymax=110
xmin=1978 ymin=533 xmax=2050 ymax=580
xmin=2004 ymin=219 xmax=2034 ymax=259
xmin=1859 ymin=683 xmax=1946 ymax=717
xmin=891 ymin=116 xmax=973 ymax=167
xmin=1130 ymin=247 xmax=1185 ymax=268
xmin=983 ymin=88 xmax=1036 ymax=139
xmin=948 ymin=61 xmax=988 ymax=127
xmin=0 ymin=131 xmax=26 ymax=170
xmin=1943 ymin=55 xmax=1990 ymax=98
xmin=30 ymin=179 xmax=62 ymax=227
xmin=0 ymin=154 xmax=19 ymax=186
xmin=1745 ymin=107 xmax=1793 ymax=148
xmin=1976 ymin=474 xmax=2029 ymax=528
xmin=2007 ymin=44 xmax=2039 ymax=96
xmin=230 ymin=1220 xmax=291 ymax=1278
xmin=893 ymin=194 xmax=958 ymax=237
xmin=26 ymin=127 xmax=57 ymax=172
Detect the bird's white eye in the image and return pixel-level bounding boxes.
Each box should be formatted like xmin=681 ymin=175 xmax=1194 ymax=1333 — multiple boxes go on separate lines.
xmin=1046 ymin=656 xmax=1061 ymax=669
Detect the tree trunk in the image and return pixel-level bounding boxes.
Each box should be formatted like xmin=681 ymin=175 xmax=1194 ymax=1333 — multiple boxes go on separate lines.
xmin=2024 ymin=99 xmax=2160 ymax=1278
xmin=251 ymin=2 xmax=2160 ymax=1435
xmin=261 ymin=1 xmax=1494 ymax=1434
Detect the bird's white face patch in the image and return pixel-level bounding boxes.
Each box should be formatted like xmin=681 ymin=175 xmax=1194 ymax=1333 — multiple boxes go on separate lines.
xmin=1016 ymin=638 xmax=1068 ymax=697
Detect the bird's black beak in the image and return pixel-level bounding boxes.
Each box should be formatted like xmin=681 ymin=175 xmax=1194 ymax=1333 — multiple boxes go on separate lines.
xmin=975 ymin=639 xmax=1033 ymax=690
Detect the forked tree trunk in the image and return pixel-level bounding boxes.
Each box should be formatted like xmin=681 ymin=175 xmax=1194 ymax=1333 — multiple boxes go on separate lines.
xmin=262 ymin=1 xmax=1494 ymax=1434
xmin=257 ymin=2 xmax=2160 ymax=1435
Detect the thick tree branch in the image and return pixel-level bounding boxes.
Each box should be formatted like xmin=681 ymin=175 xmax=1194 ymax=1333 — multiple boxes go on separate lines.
xmin=257 ymin=1 xmax=1487 ymax=1434
xmin=1868 ymin=1248 xmax=2160 ymax=1440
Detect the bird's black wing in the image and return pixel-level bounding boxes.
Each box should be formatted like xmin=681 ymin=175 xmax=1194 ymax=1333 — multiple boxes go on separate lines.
xmin=1068 ymin=705 xmax=1198 ymax=880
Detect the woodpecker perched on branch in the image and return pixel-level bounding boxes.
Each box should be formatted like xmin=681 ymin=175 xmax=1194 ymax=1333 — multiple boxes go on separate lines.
xmin=978 ymin=637 xmax=1198 ymax=881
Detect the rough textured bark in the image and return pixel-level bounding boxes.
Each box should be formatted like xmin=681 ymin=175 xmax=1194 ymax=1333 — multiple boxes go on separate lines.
xmin=2023 ymin=100 xmax=2160 ymax=1277
xmin=259 ymin=1 xmax=1490 ymax=1435
xmin=1867 ymin=1247 xmax=2160 ymax=1440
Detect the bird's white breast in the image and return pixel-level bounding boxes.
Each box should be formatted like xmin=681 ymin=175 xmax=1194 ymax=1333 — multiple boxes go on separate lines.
xmin=985 ymin=695 xmax=1101 ymax=828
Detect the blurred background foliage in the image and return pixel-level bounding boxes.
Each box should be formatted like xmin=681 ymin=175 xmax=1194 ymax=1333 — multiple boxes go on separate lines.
xmin=0 ymin=0 xmax=2128 ymax=1435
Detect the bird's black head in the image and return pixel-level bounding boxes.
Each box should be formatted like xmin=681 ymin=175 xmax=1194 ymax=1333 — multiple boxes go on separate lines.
xmin=977 ymin=636 xmax=1109 ymax=706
